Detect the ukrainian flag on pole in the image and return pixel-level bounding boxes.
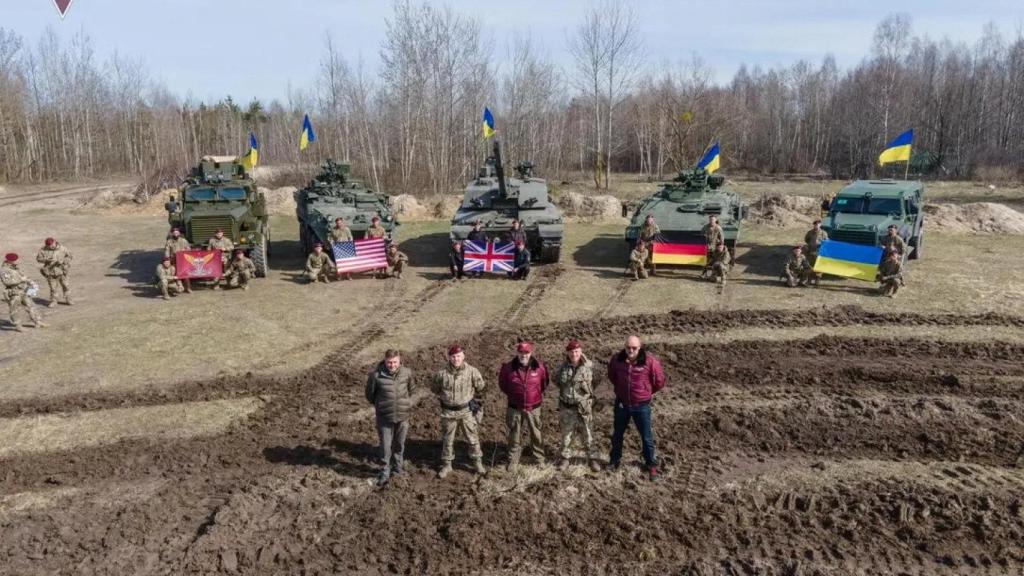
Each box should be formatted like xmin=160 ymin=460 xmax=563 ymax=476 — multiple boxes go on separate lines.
xmin=300 ymin=114 xmax=316 ymax=151
xmin=239 ymin=132 xmax=259 ymax=172
xmin=878 ymin=129 xmax=913 ymax=165
xmin=482 ymin=108 xmax=496 ymax=139
xmin=696 ymin=142 xmax=721 ymax=173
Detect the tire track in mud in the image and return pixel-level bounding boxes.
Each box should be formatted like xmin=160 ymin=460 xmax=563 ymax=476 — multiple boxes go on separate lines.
xmin=488 ymin=264 xmax=565 ymax=327
xmin=594 ymin=277 xmax=633 ymax=319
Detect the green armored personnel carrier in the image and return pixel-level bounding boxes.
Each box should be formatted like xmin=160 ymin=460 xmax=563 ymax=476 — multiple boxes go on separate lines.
xmin=168 ymin=155 xmax=270 ymax=276
xmin=624 ymin=168 xmax=747 ymax=258
xmin=450 ymin=141 xmax=564 ymax=262
xmin=294 ymin=160 xmax=399 ymax=254
xmin=822 ymin=179 xmax=925 ymax=260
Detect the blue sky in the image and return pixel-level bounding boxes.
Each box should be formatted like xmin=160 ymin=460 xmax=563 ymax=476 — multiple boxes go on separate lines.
xmin=3 ymin=0 xmax=1022 ymax=102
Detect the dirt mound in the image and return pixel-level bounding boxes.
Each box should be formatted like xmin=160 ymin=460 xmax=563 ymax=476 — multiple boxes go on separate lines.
xmin=749 ymin=192 xmax=820 ymax=227
xmin=392 ymin=194 xmax=432 ymax=220
xmin=432 ymin=194 xmax=462 ymax=219
xmin=558 ymin=191 xmax=626 ymax=223
xmin=258 ymin=186 xmax=297 ymax=215
xmin=924 ymin=202 xmax=1024 ymax=234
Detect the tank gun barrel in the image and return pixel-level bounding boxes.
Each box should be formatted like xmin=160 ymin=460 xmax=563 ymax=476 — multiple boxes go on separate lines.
xmin=493 ymin=141 xmax=508 ymax=198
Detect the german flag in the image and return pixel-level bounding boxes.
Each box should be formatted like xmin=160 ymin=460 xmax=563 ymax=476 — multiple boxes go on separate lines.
xmin=652 ymin=242 xmax=706 ymax=266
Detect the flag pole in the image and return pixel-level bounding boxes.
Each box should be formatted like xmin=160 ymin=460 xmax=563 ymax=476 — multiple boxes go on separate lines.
xmin=904 ymin=159 xmax=909 ymax=181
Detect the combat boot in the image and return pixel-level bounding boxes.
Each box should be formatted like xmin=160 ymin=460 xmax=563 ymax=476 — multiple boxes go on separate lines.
xmin=473 ymin=459 xmax=487 ymax=476
xmin=33 ymin=320 xmax=47 ymax=328
xmin=506 ymin=451 xmax=521 ymax=472
xmin=588 ymin=459 xmax=602 ymax=473
xmin=241 ymin=285 xmax=249 ymax=291
xmin=47 ymin=296 xmax=58 ymax=308
xmin=13 ymin=323 xmax=24 ymax=332
xmin=64 ymin=294 xmax=73 ymax=305
xmin=437 ymin=463 xmax=453 ymax=479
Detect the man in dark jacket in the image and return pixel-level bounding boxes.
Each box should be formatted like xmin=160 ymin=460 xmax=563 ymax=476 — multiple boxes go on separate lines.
xmin=448 ymin=240 xmax=465 ymax=280
xmin=365 ymin=349 xmax=415 ymax=486
xmin=606 ymin=335 xmax=666 ymax=481
xmin=509 ymin=241 xmax=531 ymax=280
xmin=467 ymin=220 xmax=488 ymax=244
xmin=506 ymin=219 xmax=527 ymax=246
xmin=498 ymin=341 xmax=549 ymax=471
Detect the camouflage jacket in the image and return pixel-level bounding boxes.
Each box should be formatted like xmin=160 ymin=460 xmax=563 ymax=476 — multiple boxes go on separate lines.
xmin=784 ymin=253 xmax=811 ymax=275
xmin=155 ymin=264 xmax=177 ymax=283
xmin=226 ymin=256 xmax=256 ymax=276
xmin=365 ymin=225 xmax=387 ymax=239
xmin=803 ymin=229 xmax=828 ymax=252
xmin=328 ymin=227 xmax=353 ymax=243
xmin=306 ymin=252 xmax=332 ymax=272
xmin=387 ymin=249 xmax=409 ymax=267
xmin=709 ymin=248 xmax=731 ymax=267
xmin=164 ymin=237 xmax=191 ymax=258
xmin=878 ymin=259 xmax=902 ymax=282
xmin=702 ymin=223 xmax=724 ymax=246
xmin=209 ymin=237 xmax=235 ymax=255
xmin=1 ymin=263 xmax=31 ymax=296
xmin=431 ymin=362 xmax=485 ymax=413
xmin=555 ymin=356 xmax=595 ymax=406
xmin=629 ymin=247 xmax=648 ymax=265
xmin=36 ymin=244 xmax=72 ymax=277
xmin=639 ymin=223 xmax=660 ymax=242
xmin=882 ymin=234 xmax=907 ymax=255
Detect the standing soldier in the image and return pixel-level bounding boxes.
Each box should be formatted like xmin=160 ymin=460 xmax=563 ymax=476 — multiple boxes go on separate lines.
xmin=803 ymin=219 xmax=828 ymax=285
xmin=782 ymin=245 xmax=813 ymax=287
xmin=639 ymin=215 xmax=660 ymax=272
xmin=706 ymin=241 xmax=731 ymax=287
xmin=509 ymin=241 xmax=531 ymax=280
xmin=701 ymin=214 xmax=725 ymax=277
xmin=877 ymin=251 xmax=903 ymax=298
xmin=607 ymin=335 xmax=666 ymax=481
xmin=498 ymin=341 xmax=549 ymax=471
xmin=2 ymin=253 xmax=46 ymax=331
xmin=448 ymin=240 xmax=466 ymax=281
xmin=164 ymin=227 xmax=192 ymax=293
xmin=386 ymin=244 xmax=409 ymax=279
xmin=627 ymin=240 xmax=649 ymax=281
xmin=208 ymin=229 xmax=234 ymax=290
xmin=365 ymin=216 xmax=388 ymax=278
xmin=431 ymin=345 xmax=487 ymax=478
xmin=154 ymin=256 xmax=184 ymax=300
xmin=555 ymin=340 xmax=601 ymax=472
xmin=328 ymin=218 xmax=354 ymax=280
xmin=223 ymin=250 xmax=256 ymax=290
xmin=506 ymin=219 xmax=527 ymax=247
xmin=36 ymin=237 xmax=73 ymax=307
xmin=881 ymin=225 xmax=907 ymax=260
xmin=365 ymin=349 xmax=414 ymax=486
xmin=305 ymin=243 xmax=333 ymax=283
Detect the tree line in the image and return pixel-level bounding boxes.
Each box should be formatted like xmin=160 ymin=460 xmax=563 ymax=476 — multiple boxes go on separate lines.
xmin=1 ymin=4 xmax=1022 ymax=195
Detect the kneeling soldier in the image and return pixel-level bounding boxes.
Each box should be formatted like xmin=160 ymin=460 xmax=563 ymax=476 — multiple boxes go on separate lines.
xmin=707 ymin=241 xmax=731 ymax=286
xmin=155 ymin=256 xmax=184 ymax=300
xmin=628 ymin=240 xmax=649 ymax=280
xmin=305 ymin=243 xmax=333 ymax=283
xmin=224 ymin=249 xmax=256 ymax=290
xmin=386 ymin=244 xmax=409 ymax=279
xmin=782 ymin=245 xmax=813 ymax=287
xmin=877 ymin=251 xmax=903 ymax=298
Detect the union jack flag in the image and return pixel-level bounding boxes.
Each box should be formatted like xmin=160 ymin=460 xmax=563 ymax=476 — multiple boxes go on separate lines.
xmin=333 ymin=238 xmax=388 ymax=273
xmin=464 ymin=240 xmax=514 ymax=273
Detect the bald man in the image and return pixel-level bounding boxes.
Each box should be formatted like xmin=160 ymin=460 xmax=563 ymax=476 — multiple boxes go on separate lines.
xmin=606 ymin=335 xmax=666 ymax=481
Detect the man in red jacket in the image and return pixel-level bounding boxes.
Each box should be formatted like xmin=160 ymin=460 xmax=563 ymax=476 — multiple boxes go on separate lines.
xmin=607 ymin=334 xmax=666 ymax=481
xmin=499 ymin=341 xmax=550 ymax=471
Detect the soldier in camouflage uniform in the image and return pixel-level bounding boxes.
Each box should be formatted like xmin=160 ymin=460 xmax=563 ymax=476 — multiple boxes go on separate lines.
xmin=707 ymin=241 xmax=731 ymax=286
xmin=365 ymin=216 xmax=388 ymax=277
xmin=386 ymin=244 xmax=409 ymax=279
xmin=163 ymin=228 xmax=192 ymax=293
xmin=305 ymin=243 xmax=333 ymax=283
xmin=555 ymin=340 xmax=601 ymax=472
xmin=154 ymin=256 xmax=184 ymax=300
xmin=328 ymin=218 xmax=355 ymax=280
xmin=877 ymin=251 xmax=903 ymax=298
xmin=701 ymin=215 xmax=725 ymax=277
xmin=639 ymin=215 xmax=660 ymax=272
xmin=782 ymin=245 xmax=813 ymax=287
xmin=431 ymin=345 xmax=487 ymax=478
xmin=208 ymin=229 xmax=235 ymax=290
xmin=223 ymin=250 xmax=256 ymax=290
xmin=627 ymin=240 xmax=649 ymax=281
xmin=2 ymin=253 xmax=45 ymax=331
xmin=36 ymin=237 xmax=73 ymax=306
xmin=803 ymin=219 xmax=828 ymax=284
xmin=881 ymin=225 xmax=907 ymax=259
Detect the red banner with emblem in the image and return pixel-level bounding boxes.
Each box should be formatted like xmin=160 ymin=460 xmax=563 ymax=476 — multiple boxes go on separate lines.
xmin=175 ymin=249 xmax=223 ymax=279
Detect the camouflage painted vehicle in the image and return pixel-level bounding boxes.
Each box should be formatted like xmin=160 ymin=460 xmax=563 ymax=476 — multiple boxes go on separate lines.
xmin=450 ymin=141 xmax=564 ymax=262
xmin=624 ymin=168 xmax=747 ymax=260
xmin=294 ymin=160 xmax=399 ymax=254
xmin=822 ymin=179 xmax=925 ymax=260
xmin=168 ymin=155 xmax=270 ymax=276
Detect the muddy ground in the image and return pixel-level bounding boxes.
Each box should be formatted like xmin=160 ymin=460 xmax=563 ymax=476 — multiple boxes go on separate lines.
xmin=1 ymin=181 xmax=1024 ymax=575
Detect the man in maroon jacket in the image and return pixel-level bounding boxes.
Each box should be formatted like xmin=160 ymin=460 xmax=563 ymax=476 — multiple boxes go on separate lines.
xmin=499 ymin=341 xmax=550 ymax=471
xmin=607 ymin=334 xmax=667 ymax=481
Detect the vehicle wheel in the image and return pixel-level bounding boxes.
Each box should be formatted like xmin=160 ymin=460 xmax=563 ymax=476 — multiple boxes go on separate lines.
xmin=541 ymin=245 xmax=561 ymax=263
xmin=265 ymin=225 xmax=272 ymax=257
xmin=909 ymin=233 xmax=922 ymax=260
xmin=252 ymin=236 xmax=269 ymax=278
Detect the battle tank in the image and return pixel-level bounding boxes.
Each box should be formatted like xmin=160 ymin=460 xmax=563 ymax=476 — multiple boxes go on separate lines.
xmin=624 ymin=168 xmax=747 ymax=259
xmin=294 ymin=160 xmax=399 ymax=254
xmin=168 ymin=156 xmax=270 ymax=276
xmin=450 ymin=141 xmax=564 ymax=262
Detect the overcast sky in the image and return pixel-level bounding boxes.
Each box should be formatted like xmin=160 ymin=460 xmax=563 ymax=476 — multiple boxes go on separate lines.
xmin=4 ymin=0 xmax=1023 ymax=102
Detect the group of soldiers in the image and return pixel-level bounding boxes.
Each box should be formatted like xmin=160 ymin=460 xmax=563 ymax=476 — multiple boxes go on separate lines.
xmin=627 ymin=214 xmax=732 ymax=286
xmin=448 ymin=219 xmax=532 ymax=281
xmin=158 ymin=228 xmax=257 ymax=300
xmin=1 ymin=238 xmax=72 ymax=331
xmin=304 ymin=217 xmax=408 ymax=283
xmin=781 ymin=220 xmax=907 ymax=297
xmin=364 ymin=335 xmax=667 ymax=486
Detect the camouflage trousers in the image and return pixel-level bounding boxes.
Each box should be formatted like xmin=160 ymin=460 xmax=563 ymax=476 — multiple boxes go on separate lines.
xmin=225 ymin=270 xmax=253 ymax=288
xmin=506 ymin=407 xmax=545 ymax=465
xmin=44 ymin=274 xmax=71 ymax=302
xmin=305 ymin=265 xmax=332 ymax=283
xmin=708 ymin=262 xmax=729 ymax=284
xmin=6 ymin=290 xmax=41 ymax=326
xmin=388 ymin=260 xmax=405 ymax=277
xmin=158 ymin=278 xmax=184 ymax=298
xmin=627 ymin=262 xmax=648 ymax=279
xmin=440 ymin=409 xmax=483 ymax=464
xmin=879 ymin=279 xmax=901 ymax=297
xmin=784 ymin=269 xmax=811 ymax=287
xmin=558 ymin=401 xmax=597 ymax=460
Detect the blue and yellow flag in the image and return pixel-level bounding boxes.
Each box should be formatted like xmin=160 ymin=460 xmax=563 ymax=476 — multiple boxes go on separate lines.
xmin=482 ymin=108 xmax=496 ymax=139
xmin=696 ymin=142 xmax=721 ymax=173
xmin=300 ymin=114 xmax=316 ymax=151
xmin=878 ymin=129 xmax=913 ymax=165
xmin=240 ymin=132 xmax=259 ymax=172
xmin=813 ymin=240 xmax=883 ymax=282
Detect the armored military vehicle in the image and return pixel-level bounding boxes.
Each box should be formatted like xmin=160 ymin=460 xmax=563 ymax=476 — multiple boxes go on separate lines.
xmin=450 ymin=141 xmax=564 ymax=262
xmin=294 ymin=160 xmax=399 ymax=254
xmin=822 ymin=179 xmax=925 ymax=260
xmin=168 ymin=155 xmax=270 ymax=276
xmin=624 ymin=168 xmax=746 ymax=259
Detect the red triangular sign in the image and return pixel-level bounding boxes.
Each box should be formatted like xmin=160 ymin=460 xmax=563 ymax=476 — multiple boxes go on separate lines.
xmin=53 ymin=0 xmax=74 ymax=18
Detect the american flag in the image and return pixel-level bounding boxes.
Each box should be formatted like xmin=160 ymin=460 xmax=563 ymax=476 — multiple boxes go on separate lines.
xmin=333 ymin=238 xmax=388 ymax=273
xmin=464 ymin=240 xmax=515 ymax=273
